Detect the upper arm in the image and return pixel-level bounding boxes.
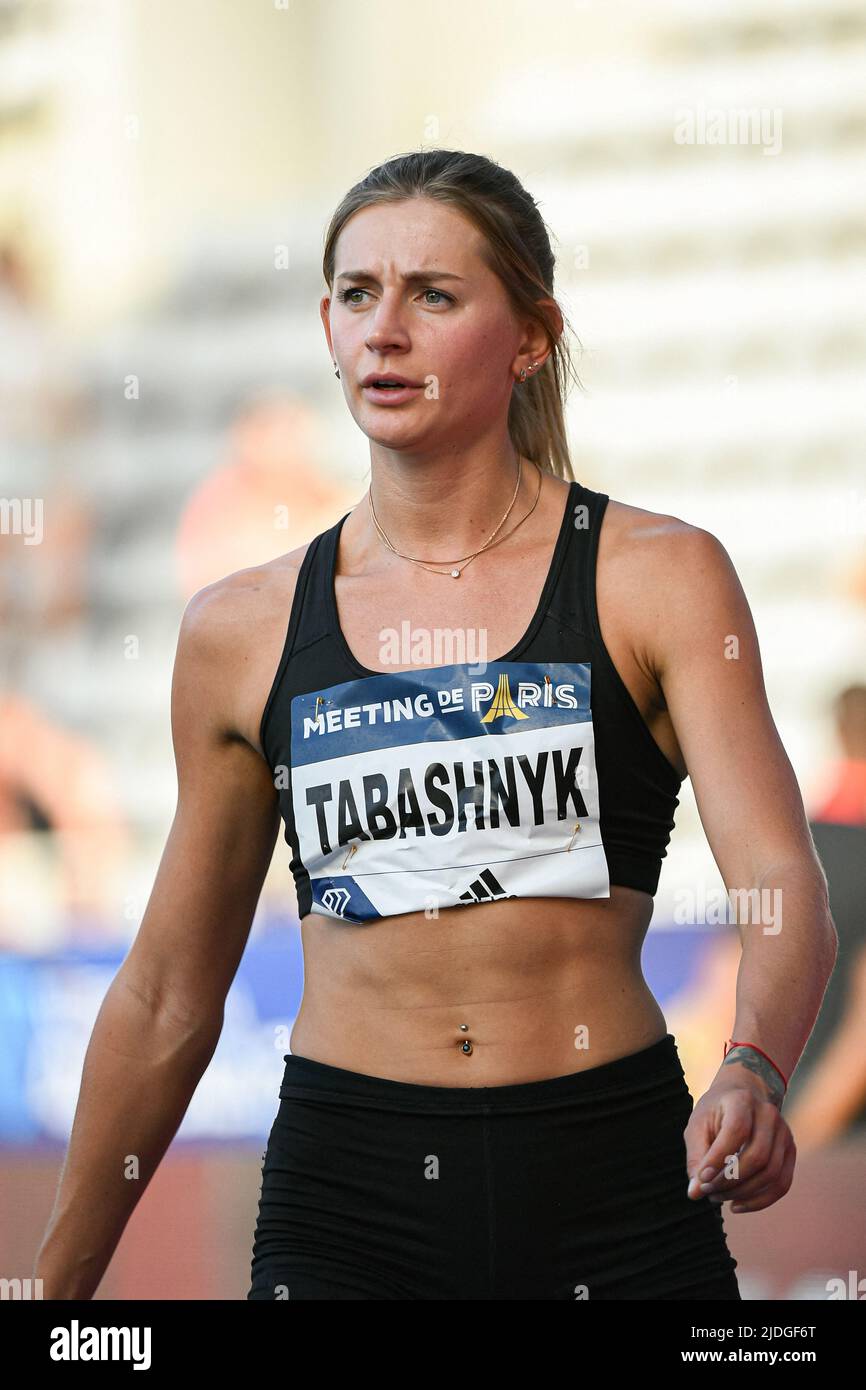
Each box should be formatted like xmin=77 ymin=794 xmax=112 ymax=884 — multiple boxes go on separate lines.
xmin=122 ymin=580 xmax=281 ymax=1029
xmin=644 ymin=524 xmax=823 ymax=891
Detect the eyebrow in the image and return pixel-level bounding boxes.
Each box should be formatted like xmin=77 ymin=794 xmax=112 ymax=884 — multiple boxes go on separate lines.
xmin=334 ymin=269 xmax=465 ymax=286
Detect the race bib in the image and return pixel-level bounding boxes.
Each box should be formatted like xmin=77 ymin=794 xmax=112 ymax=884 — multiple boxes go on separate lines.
xmin=289 ymin=660 xmax=610 ymax=922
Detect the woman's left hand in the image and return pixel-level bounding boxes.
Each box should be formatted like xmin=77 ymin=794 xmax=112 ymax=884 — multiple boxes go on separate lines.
xmin=684 ymin=1066 xmax=796 ymax=1214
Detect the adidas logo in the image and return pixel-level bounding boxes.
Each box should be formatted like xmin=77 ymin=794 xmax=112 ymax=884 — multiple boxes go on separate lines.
xmin=457 ymin=867 xmax=518 ymax=905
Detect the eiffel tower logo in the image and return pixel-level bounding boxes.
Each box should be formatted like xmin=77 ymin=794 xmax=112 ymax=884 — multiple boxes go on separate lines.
xmin=479 ymin=671 xmax=529 ymax=724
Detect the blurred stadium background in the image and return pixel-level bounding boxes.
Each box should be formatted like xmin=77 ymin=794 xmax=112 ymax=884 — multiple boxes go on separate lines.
xmin=1 ymin=0 xmax=865 ymax=1298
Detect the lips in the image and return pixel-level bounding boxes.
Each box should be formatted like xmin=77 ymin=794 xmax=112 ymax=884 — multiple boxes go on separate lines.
xmin=361 ymin=374 xmax=423 ymax=388
xmin=359 ymin=375 xmax=425 ymax=406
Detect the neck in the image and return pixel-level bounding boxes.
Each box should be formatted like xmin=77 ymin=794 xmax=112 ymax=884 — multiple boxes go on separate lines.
xmin=362 ymin=450 xmax=539 ymax=560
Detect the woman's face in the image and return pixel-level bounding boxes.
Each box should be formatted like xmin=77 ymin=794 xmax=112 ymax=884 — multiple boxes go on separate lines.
xmin=321 ymin=197 xmax=539 ymax=456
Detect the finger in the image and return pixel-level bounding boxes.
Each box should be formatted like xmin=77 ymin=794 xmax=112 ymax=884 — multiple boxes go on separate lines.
xmin=684 ymin=1106 xmax=716 ymax=1174
xmin=729 ymin=1141 xmax=796 ymax=1214
xmin=686 ymin=1093 xmax=754 ymax=1194
xmin=707 ymin=1125 xmax=789 ymax=1203
xmin=702 ymin=1110 xmax=785 ymax=1194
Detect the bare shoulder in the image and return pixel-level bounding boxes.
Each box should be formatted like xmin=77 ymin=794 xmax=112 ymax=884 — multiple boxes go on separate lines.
xmin=180 ymin=542 xmax=313 ymax=636
xmin=600 ymin=497 xmax=748 ymax=680
xmin=602 ymin=496 xmax=734 ymax=583
xmin=175 ymin=541 xmax=315 ymax=755
xmin=603 ymin=496 xmax=704 ymax=551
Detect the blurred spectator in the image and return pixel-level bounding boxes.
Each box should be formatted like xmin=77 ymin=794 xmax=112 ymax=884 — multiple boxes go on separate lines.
xmin=0 ymin=690 xmax=131 ymax=946
xmin=779 ymin=689 xmax=866 ymax=1151
xmin=811 ymin=685 xmax=866 ymax=826
xmin=0 ymin=239 xmax=94 ymax=634
xmin=784 ymin=938 xmax=866 ymax=1155
xmin=0 ymin=477 xmax=94 ymax=634
xmin=0 ymin=238 xmax=87 ymax=442
xmin=174 ymin=390 xmax=351 ymax=600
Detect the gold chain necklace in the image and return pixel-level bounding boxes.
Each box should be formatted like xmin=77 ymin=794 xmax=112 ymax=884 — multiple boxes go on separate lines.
xmin=368 ymin=458 xmax=543 ymax=578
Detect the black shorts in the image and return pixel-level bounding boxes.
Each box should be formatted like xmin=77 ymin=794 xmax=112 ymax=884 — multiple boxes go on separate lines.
xmin=247 ymin=1032 xmax=741 ymax=1300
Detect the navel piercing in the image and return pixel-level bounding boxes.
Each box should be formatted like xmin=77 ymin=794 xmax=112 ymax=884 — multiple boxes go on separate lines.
xmin=460 ymin=1023 xmax=469 ymax=1031
xmin=458 ymin=1023 xmax=473 ymax=1055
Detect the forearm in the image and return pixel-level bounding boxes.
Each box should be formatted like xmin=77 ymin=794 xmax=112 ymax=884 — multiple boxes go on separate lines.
xmin=33 ymin=970 xmax=222 ymax=1299
xmin=720 ymin=861 xmax=838 ymax=1099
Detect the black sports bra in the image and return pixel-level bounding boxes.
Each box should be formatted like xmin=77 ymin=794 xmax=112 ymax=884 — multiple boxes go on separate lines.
xmin=260 ymin=480 xmax=684 ymax=923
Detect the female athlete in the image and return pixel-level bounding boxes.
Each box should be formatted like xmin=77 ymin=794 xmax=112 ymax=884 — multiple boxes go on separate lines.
xmin=35 ymin=149 xmax=837 ymax=1301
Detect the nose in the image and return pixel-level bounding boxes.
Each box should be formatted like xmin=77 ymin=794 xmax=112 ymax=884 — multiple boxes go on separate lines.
xmin=364 ymin=287 xmax=411 ymax=356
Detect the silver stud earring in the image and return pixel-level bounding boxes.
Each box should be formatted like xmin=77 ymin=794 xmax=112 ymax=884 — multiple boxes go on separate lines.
xmin=518 ymin=360 xmax=539 ymax=383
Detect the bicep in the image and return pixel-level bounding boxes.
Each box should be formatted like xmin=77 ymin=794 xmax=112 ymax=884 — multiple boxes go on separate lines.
xmin=651 ymin=528 xmax=815 ymax=888
xmin=122 ymin=591 xmax=280 ymax=1028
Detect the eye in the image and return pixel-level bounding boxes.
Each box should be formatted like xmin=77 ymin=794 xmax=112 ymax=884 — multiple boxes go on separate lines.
xmin=335 ymin=286 xmax=455 ymax=307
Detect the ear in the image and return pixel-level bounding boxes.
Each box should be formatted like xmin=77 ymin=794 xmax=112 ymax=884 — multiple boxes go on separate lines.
xmin=513 ymin=297 xmax=562 ymax=373
xmin=319 ymin=294 xmax=334 ymax=358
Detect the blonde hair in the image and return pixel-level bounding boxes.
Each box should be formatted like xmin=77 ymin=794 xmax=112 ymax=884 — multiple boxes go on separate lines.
xmin=322 ymin=149 xmax=584 ymax=481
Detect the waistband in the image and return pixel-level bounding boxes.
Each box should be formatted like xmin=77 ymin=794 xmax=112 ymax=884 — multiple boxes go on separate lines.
xmin=278 ymin=1033 xmax=685 ymax=1115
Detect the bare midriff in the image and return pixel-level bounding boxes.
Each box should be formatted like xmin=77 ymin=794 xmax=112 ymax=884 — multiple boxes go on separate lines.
xmin=288 ymin=887 xmax=669 ymax=1085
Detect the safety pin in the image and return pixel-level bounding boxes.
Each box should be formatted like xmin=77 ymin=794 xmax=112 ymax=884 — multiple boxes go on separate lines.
xmin=566 ymin=822 xmax=581 ymax=851
xmin=341 ymin=842 xmax=358 ymax=870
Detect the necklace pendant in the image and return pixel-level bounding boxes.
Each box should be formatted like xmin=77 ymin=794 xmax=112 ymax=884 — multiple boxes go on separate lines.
xmin=451 ymin=568 xmax=460 ymax=578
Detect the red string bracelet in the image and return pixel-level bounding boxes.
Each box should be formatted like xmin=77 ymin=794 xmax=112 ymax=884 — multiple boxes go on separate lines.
xmin=723 ymin=1039 xmax=788 ymax=1090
